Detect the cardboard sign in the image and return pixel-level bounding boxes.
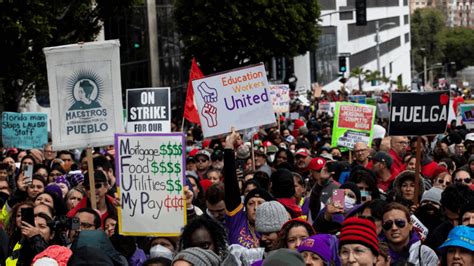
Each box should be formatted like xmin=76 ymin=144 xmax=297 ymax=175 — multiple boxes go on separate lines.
xmin=331 ymin=102 xmax=376 ymax=150
xmin=348 ymin=95 xmax=366 ymax=104
xmin=269 ymin=84 xmax=290 ymax=113
xmin=115 ymin=133 xmax=186 ymax=236
xmin=312 ymin=83 xmax=322 ymax=98
xmin=44 ymin=40 xmax=124 ymax=150
xmin=126 ymin=88 xmax=171 ymax=133
xmin=192 ymin=64 xmax=275 ymax=138
xmin=388 ymin=91 xmax=449 ymax=136
xmin=2 ymin=112 xmax=48 ymax=149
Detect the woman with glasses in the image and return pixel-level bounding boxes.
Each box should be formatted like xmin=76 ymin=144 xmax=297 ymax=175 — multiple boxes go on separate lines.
xmin=452 ymin=169 xmax=472 ymax=186
xmin=433 ymin=168 xmax=453 ymax=190
xmin=339 ymin=217 xmax=380 ymax=266
xmin=381 ymin=202 xmax=438 ymax=265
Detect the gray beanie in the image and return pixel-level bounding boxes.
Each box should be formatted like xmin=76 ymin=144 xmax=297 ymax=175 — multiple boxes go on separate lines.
xmin=172 ymin=247 xmax=221 ymax=266
xmin=255 ymin=201 xmax=290 ymax=233
xmin=263 ymin=248 xmax=305 ymax=266
xmin=421 ymin=187 xmax=443 ymax=205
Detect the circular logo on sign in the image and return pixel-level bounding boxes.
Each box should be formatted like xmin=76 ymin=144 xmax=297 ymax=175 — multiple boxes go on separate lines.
xmin=67 ymin=69 xmax=104 ymax=111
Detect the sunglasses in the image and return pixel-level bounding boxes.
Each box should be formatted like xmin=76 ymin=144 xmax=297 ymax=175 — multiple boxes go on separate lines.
xmin=455 ymin=178 xmax=471 ymax=184
xmin=382 ymin=219 xmax=407 ymax=231
xmin=84 ymin=183 xmax=105 ymax=190
xmin=436 ymin=179 xmax=451 ymax=185
xmin=196 ymin=159 xmax=208 ymax=163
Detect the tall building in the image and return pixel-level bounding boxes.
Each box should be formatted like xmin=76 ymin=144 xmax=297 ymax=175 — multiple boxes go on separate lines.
xmin=409 ymin=0 xmax=437 ymax=13
xmin=294 ymin=0 xmax=412 ymax=91
xmin=454 ymin=0 xmax=474 ymax=27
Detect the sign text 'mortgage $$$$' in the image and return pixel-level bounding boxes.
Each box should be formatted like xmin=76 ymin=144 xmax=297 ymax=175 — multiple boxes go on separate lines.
xmin=388 ymin=91 xmax=450 ymax=136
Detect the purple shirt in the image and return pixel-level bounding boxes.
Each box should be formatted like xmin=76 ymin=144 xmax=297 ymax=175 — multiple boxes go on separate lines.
xmin=226 ymin=204 xmax=260 ymax=248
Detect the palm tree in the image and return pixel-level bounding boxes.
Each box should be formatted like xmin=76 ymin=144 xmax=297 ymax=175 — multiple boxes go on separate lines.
xmin=349 ymin=66 xmax=368 ymax=91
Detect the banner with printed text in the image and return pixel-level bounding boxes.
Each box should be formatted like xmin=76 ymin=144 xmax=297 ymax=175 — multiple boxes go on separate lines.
xmin=269 ymin=84 xmax=290 ymax=113
xmin=115 ymin=133 xmax=186 ymax=236
xmin=126 ymin=88 xmax=171 ymax=133
xmin=44 ymin=40 xmax=124 ymax=150
xmin=2 ymin=112 xmax=48 ymax=149
xmin=331 ymin=102 xmax=376 ymax=150
xmin=458 ymin=103 xmax=474 ymax=129
xmin=192 ymin=63 xmax=276 ymax=138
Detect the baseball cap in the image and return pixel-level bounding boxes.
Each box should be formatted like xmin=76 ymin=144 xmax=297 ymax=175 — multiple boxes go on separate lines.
xmin=465 ymin=133 xmax=474 ymax=142
xmin=439 ymin=225 xmax=474 ymax=252
xmin=308 ymin=157 xmax=326 ymax=171
xmin=295 ymin=148 xmax=310 ymax=157
xmin=371 ymin=151 xmax=393 ymax=168
xmin=195 ymin=150 xmax=211 ymax=159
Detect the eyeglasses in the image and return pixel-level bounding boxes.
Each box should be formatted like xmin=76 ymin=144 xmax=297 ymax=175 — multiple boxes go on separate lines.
xmin=84 ymin=183 xmax=105 ymax=190
xmin=382 ymin=219 xmax=407 ymax=231
xmin=397 ymin=141 xmax=409 ymax=145
xmin=436 ymin=179 xmax=451 ymax=186
xmin=196 ymin=159 xmax=208 ymax=163
xmin=354 ymin=149 xmax=367 ymax=153
xmin=455 ymin=178 xmax=471 ymax=184
xmin=340 ymin=246 xmax=371 ymax=259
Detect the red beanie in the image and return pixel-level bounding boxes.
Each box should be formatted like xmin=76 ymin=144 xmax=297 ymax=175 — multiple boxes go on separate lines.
xmin=339 ymin=217 xmax=380 ymax=256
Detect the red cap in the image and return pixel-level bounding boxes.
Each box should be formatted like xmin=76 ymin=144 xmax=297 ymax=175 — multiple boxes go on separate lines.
xmin=202 ymin=139 xmax=211 ymax=149
xmin=200 ymin=179 xmax=212 ymax=194
xmin=308 ymin=157 xmax=326 ymax=171
xmin=189 ymin=148 xmax=199 ymax=157
xmin=263 ymin=141 xmax=272 ymax=147
xmin=295 ymin=148 xmax=310 ymax=157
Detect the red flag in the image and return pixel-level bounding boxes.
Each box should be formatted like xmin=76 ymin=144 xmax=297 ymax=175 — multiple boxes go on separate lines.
xmin=184 ymin=58 xmax=204 ymax=124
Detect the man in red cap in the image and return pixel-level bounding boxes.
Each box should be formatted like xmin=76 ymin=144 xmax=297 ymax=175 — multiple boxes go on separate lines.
xmin=294 ymin=148 xmax=312 ymax=179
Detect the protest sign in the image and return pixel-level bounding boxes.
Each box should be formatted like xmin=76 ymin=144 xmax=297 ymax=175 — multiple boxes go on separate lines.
xmin=115 ymin=133 xmax=186 ymax=236
xmin=192 ymin=63 xmax=275 ymax=138
xmin=2 ymin=112 xmax=48 ymax=149
xmin=365 ymin=98 xmax=376 ymax=106
xmin=126 ymin=88 xmax=171 ymax=133
xmin=348 ymin=95 xmax=366 ymax=104
xmin=388 ymin=91 xmax=449 ymax=136
xmin=458 ymin=103 xmax=474 ymax=129
xmin=331 ymin=102 xmax=376 ymax=150
xmin=377 ymin=103 xmax=390 ymax=119
xmin=44 ymin=40 xmax=124 ymax=150
xmin=269 ymin=84 xmax=290 ymax=113
xmin=319 ymin=102 xmax=331 ymax=113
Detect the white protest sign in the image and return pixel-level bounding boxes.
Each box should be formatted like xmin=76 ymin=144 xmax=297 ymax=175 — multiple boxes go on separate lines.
xmin=269 ymin=84 xmax=290 ymax=113
xmin=44 ymin=40 xmax=124 ymax=150
xmin=115 ymin=133 xmax=186 ymax=236
xmin=192 ymin=64 xmax=275 ymax=138
xmin=126 ymin=88 xmax=171 ymax=133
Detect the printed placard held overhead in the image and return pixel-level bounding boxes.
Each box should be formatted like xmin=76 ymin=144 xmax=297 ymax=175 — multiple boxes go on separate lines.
xmin=126 ymin=88 xmax=171 ymax=133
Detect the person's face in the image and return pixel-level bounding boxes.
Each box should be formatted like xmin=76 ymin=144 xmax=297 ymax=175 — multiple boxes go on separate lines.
xmin=211 ymin=159 xmax=224 ymax=171
xmin=310 ymin=169 xmax=321 ymax=182
xmin=294 ymin=176 xmax=305 ymax=200
xmin=206 ymin=200 xmax=226 ymax=221
xmin=357 ymin=182 xmax=372 ymax=203
xmin=400 ymin=180 xmax=415 ymax=201
xmin=66 ymin=190 xmax=84 ymax=210
xmin=406 ymin=158 xmax=416 ymax=171
xmin=362 ymin=208 xmax=382 ymax=235
xmin=207 ymin=171 xmax=221 ymax=184
xmin=319 ymin=166 xmax=331 ymax=181
xmin=340 ymin=243 xmax=377 ymax=266
xmin=331 ymin=149 xmax=342 ymax=159
xmin=243 ymin=184 xmax=257 ymax=197
xmin=34 ymin=193 xmax=54 ymax=209
xmin=286 ymin=225 xmax=309 ymax=250
xmin=455 ymin=144 xmax=465 ymax=155
xmin=43 ymin=144 xmax=56 ymax=160
xmin=77 ymin=87 xmax=86 ymax=100
xmin=57 ymin=183 xmax=69 ymax=198
xmin=445 ymin=208 xmax=460 ymax=226
xmin=35 ymin=168 xmax=48 ymax=180
xmin=49 ymin=170 xmax=63 ymax=183
xmin=255 ymin=155 xmax=266 ymax=168
xmin=173 ymin=261 xmax=192 ymax=266
xmin=188 ymin=178 xmax=199 ymax=198
xmin=282 ymin=129 xmax=290 ymax=137
xmin=260 ymin=231 xmax=279 ymax=251
xmin=0 ymin=169 xmax=8 ymax=180
xmin=27 ymin=179 xmax=44 ymax=199
xmin=35 ymin=216 xmax=54 ymax=242
xmin=295 ymin=155 xmax=309 ymax=169
xmin=382 ymin=210 xmax=412 ymax=245
xmin=391 ymin=136 xmax=408 ymax=155
xmin=59 ymin=154 xmax=74 ymax=172
xmin=276 ymin=151 xmax=288 ymax=165
xmin=22 ymin=158 xmax=34 ymax=168
xmin=446 ymin=247 xmax=474 ymax=266
xmin=246 ymin=197 xmax=265 ymax=224
xmin=454 ymin=170 xmax=472 ymax=185
xmin=151 ymin=238 xmax=175 ymax=253
xmin=434 ymin=173 xmax=452 ymax=190
xmin=195 ymin=156 xmax=210 ymax=171
xmin=371 ymin=161 xmax=383 ymax=174
xmin=17 ymin=151 xmax=27 ymax=163
xmin=461 ymin=211 xmax=474 ymax=226
xmin=189 ymin=227 xmax=215 ymax=253
xmin=302 ymin=251 xmax=325 ymax=266
xmin=104 ymin=218 xmax=117 ymax=237
xmin=34 ymin=204 xmax=53 ymax=218
xmin=77 ymin=212 xmax=97 ymax=230
xmin=354 ymin=143 xmax=369 ymax=162
xmin=3 ymin=157 xmax=16 ymax=173
xmin=0 ymin=180 xmax=10 ymax=196
xmin=85 ymin=182 xmax=108 ymax=204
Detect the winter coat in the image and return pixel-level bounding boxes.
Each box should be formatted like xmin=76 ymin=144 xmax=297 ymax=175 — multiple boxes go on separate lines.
xmin=384 ymin=230 xmax=438 ymax=265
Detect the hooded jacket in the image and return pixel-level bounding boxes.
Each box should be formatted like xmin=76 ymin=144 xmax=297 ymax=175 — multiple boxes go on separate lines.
xmin=389 ymin=171 xmax=425 ymax=207
xmin=383 ymin=230 xmax=438 ymax=265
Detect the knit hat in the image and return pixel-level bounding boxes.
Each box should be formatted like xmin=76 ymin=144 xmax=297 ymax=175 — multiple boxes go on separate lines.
xmin=339 ymin=182 xmax=361 ymax=204
xmin=236 ymin=144 xmax=251 ymax=160
xmin=45 ymin=184 xmax=63 ymax=199
xmin=308 ymin=157 xmax=326 ymax=171
xmin=373 ymin=125 xmax=386 ymax=139
xmin=263 ymin=249 xmax=304 ymax=266
xmin=244 ymin=188 xmax=274 ymax=208
xmin=270 ymin=169 xmax=295 ymax=198
xmin=149 ymin=244 xmax=173 ymax=260
xmin=67 ymin=171 xmax=84 ymax=188
xmin=55 ymin=176 xmax=71 ymax=189
xmin=421 ymin=187 xmax=443 ymax=206
xmin=32 ymin=245 xmax=72 ymax=266
xmin=255 ymin=201 xmax=290 ymax=233
xmin=339 ymin=217 xmax=380 ymax=256
xmin=172 ymin=247 xmax=221 ymax=266
xmin=297 ymin=234 xmax=333 ymax=265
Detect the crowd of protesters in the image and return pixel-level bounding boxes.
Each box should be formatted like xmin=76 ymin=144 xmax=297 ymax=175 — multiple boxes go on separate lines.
xmin=0 ymin=89 xmax=473 ymax=266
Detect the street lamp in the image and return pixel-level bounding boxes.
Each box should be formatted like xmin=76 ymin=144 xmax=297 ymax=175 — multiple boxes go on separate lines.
xmin=375 ymin=21 xmax=397 ymax=75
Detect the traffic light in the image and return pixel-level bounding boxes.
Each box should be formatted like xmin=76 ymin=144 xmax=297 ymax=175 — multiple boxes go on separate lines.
xmin=355 ymin=0 xmax=367 ymax=26
xmin=339 ymin=56 xmax=347 ymax=73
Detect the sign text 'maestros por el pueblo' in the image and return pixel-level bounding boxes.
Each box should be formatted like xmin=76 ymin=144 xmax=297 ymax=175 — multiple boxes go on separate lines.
xmin=192 ymin=63 xmax=276 ymax=138
xmin=44 ymin=40 xmax=124 ymax=150
xmin=389 ymin=91 xmax=450 ymax=136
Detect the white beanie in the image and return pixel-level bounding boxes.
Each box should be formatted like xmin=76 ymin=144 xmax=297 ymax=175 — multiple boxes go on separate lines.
xmin=255 ymin=201 xmax=290 ymax=233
